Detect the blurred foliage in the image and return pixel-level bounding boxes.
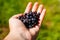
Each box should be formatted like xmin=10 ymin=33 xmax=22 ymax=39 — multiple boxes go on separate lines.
xmin=0 ymin=0 xmax=60 ymax=40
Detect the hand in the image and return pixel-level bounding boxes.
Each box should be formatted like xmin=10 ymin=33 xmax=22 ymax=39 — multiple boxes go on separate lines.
xmin=4 ymin=2 xmax=46 ymax=40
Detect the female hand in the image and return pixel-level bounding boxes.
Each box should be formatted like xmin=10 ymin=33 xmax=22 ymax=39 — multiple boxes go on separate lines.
xmin=4 ymin=2 xmax=46 ymax=40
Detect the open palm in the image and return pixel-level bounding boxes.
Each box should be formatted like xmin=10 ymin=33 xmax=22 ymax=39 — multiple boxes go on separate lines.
xmin=8 ymin=2 xmax=46 ymax=40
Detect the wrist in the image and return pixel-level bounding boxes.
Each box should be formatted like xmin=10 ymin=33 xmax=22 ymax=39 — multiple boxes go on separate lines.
xmin=4 ymin=31 xmax=25 ymax=40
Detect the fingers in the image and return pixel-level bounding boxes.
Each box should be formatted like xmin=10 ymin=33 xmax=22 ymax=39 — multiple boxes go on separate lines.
xmin=26 ymin=2 xmax=46 ymax=35
xmin=29 ymin=26 xmax=39 ymax=36
xmin=32 ymin=2 xmax=39 ymax=12
xmin=24 ymin=2 xmax=32 ymax=13
xmin=37 ymin=4 xmax=44 ymax=13
xmin=24 ymin=2 xmax=39 ymax=13
xmin=38 ymin=9 xmax=46 ymax=26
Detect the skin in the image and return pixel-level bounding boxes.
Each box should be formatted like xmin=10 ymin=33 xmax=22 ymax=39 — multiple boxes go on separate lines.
xmin=4 ymin=2 xmax=46 ymax=40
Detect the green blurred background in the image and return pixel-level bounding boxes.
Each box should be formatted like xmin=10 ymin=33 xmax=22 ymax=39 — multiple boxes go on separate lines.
xmin=0 ymin=0 xmax=60 ymax=40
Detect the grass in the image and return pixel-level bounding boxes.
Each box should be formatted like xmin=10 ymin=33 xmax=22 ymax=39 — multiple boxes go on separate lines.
xmin=0 ymin=0 xmax=60 ymax=40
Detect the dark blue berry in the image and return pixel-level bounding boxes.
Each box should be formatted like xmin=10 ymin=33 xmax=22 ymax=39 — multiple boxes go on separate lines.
xmin=18 ymin=11 xmax=40 ymax=28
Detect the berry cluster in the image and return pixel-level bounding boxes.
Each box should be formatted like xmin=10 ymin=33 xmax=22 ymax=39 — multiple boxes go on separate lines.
xmin=18 ymin=11 xmax=40 ymax=28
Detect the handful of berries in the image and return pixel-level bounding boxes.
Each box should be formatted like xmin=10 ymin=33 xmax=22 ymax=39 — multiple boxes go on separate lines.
xmin=18 ymin=11 xmax=40 ymax=28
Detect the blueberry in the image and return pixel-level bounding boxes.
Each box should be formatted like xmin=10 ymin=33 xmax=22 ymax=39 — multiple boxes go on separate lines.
xmin=18 ymin=11 xmax=40 ymax=28
xmin=30 ymin=16 xmax=33 ymax=18
xmin=29 ymin=11 xmax=32 ymax=15
xmin=28 ymin=25 xmax=32 ymax=28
